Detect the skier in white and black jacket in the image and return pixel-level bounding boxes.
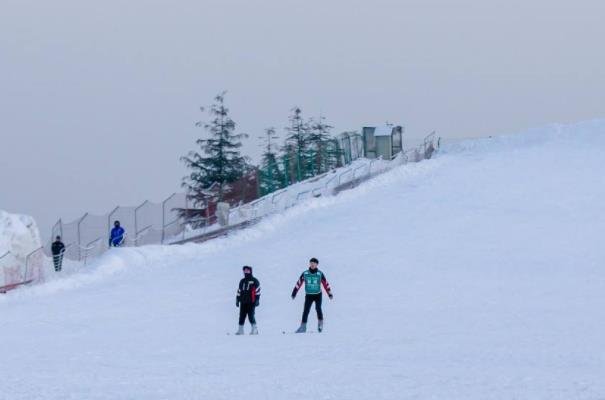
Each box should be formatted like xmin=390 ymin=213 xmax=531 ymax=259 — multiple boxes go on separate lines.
xmin=235 ymin=265 xmax=260 ymax=335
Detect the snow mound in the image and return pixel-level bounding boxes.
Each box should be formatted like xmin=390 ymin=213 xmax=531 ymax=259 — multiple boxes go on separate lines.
xmin=0 ymin=210 xmax=42 ymax=261
xmin=0 ymin=210 xmax=43 ymax=287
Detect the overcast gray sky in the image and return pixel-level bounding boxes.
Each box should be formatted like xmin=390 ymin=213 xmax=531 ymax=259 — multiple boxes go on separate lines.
xmin=1 ymin=0 xmax=603 ymax=239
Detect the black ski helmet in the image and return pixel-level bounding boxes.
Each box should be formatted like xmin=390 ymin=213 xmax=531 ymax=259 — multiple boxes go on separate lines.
xmin=242 ymin=265 xmax=253 ymax=274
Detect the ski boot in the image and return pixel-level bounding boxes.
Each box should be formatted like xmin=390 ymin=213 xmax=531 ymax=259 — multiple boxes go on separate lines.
xmin=250 ymin=324 xmax=258 ymax=335
xmin=295 ymin=323 xmax=307 ymax=333
xmin=318 ymin=320 xmax=323 ymax=333
xmin=235 ymin=325 xmax=245 ymax=335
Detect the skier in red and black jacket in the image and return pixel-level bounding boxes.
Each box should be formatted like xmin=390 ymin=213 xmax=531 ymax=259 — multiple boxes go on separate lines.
xmin=235 ymin=265 xmax=260 ymax=335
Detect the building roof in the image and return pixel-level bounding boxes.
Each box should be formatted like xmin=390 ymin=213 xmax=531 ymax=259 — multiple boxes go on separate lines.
xmin=373 ymin=126 xmax=394 ymax=136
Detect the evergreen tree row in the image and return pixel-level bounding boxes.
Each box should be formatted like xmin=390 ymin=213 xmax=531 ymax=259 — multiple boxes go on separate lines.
xmin=182 ymin=93 xmax=347 ymax=211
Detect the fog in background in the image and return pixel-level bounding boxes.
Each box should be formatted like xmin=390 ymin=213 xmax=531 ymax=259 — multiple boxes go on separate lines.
xmin=1 ymin=0 xmax=603 ymax=239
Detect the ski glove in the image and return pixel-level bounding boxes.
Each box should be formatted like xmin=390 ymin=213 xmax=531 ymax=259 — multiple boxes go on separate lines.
xmin=291 ymin=289 xmax=297 ymax=299
xmin=236 ymin=298 xmax=240 ymax=308
xmin=254 ymin=298 xmax=260 ymax=307
xmin=328 ymin=294 xmax=333 ymax=300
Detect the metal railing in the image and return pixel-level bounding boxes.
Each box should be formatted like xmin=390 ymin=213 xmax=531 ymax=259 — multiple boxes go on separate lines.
xmin=1 ymin=246 xmax=49 ymax=290
xmin=48 ymin=131 xmax=439 ymax=265
xmin=49 ymin=192 xmax=189 ymax=262
xmin=1 ymin=132 xmax=439 ymax=293
xmin=216 ymin=131 xmax=440 ymax=231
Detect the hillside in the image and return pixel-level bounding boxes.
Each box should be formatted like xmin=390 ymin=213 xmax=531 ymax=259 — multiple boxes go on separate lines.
xmin=2 ymin=120 xmax=604 ymax=399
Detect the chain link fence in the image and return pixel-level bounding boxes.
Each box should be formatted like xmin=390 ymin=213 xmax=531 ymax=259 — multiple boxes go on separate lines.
xmin=45 ymin=131 xmax=438 ymax=262
xmin=46 ymin=134 xmax=365 ymax=262
xmin=1 ymin=131 xmax=438 ymax=294
xmin=48 ymin=192 xmax=189 ymax=262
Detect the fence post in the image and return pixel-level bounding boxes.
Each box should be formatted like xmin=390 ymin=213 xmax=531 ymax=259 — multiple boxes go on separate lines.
xmin=24 ymin=247 xmax=43 ymax=283
xmin=161 ymin=193 xmax=176 ymax=245
xmin=134 ymin=200 xmax=148 ymax=247
xmin=0 ymin=251 xmax=10 ymax=280
xmin=77 ymin=213 xmax=88 ymax=262
xmin=24 ymin=250 xmax=32 ymax=282
xmin=83 ymin=238 xmax=102 ymax=266
xmin=181 ymin=195 xmax=189 ymax=241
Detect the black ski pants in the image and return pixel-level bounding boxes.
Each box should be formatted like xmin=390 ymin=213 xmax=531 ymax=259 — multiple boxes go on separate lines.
xmin=302 ymin=293 xmax=323 ymax=323
xmin=239 ymin=303 xmax=256 ymax=325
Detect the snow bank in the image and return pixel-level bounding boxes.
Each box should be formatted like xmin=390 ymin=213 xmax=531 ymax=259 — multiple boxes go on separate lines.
xmin=0 ymin=210 xmax=43 ymax=287
xmin=0 ymin=210 xmax=42 ymax=258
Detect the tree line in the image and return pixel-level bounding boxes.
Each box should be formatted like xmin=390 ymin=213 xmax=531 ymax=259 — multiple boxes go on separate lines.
xmin=181 ymin=92 xmax=351 ymax=213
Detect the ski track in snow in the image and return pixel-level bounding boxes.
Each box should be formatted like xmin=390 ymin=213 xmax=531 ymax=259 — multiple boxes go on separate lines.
xmin=1 ymin=120 xmax=605 ymax=399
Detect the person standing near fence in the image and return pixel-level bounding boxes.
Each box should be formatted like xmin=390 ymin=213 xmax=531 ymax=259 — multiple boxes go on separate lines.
xmin=109 ymin=220 xmax=125 ymax=247
xmin=51 ymin=236 xmax=65 ymax=272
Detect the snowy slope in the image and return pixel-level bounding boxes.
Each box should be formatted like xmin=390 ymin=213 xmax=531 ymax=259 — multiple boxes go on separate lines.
xmin=1 ymin=120 xmax=605 ymax=399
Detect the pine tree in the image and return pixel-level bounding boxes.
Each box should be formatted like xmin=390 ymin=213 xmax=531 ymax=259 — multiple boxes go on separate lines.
xmin=280 ymin=143 xmax=295 ymax=187
xmin=258 ymin=127 xmax=283 ymax=195
xmin=181 ymin=92 xmax=249 ymax=205
xmin=284 ymin=107 xmax=311 ymax=182
xmin=308 ymin=115 xmax=338 ymax=175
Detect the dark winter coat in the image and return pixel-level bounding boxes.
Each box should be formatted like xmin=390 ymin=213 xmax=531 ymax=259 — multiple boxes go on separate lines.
xmin=237 ymin=274 xmax=261 ymax=307
xmin=51 ymin=241 xmax=65 ymax=256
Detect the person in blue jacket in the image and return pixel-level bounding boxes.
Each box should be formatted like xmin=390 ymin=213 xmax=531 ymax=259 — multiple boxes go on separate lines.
xmin=109 ymin=220 xmax=125 ymax=247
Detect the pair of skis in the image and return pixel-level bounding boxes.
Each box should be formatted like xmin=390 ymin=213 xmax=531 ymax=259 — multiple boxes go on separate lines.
xmin=227 ymin=329 xmax=322 ymax=335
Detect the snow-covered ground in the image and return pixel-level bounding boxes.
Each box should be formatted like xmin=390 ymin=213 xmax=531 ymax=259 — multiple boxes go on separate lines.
xmin=1 ymin=120 xmax=604 ymax=399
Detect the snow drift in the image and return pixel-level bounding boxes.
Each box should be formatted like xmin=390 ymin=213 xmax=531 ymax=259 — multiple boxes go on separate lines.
xmin=0 ymin=210 xmax=43 ymax=287
xmin=0 ymin=210 xmax=42 ymax=258
xmin=1 ymin=120 xmax=604 ymax=399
